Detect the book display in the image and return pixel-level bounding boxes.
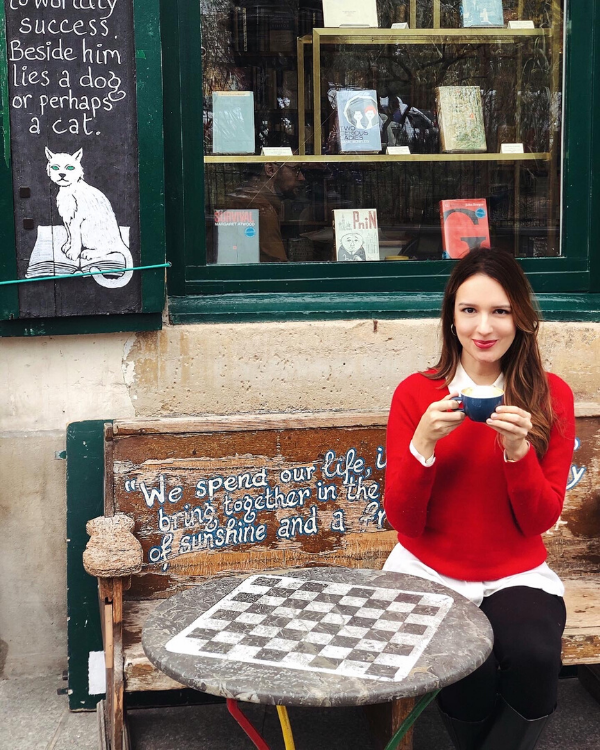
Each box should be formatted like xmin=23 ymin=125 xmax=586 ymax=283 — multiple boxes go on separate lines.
xmin=215 ymin=209 xmax=260 ymax=264
xmin=461 ymin=0 xmax=504 ymax=28
xmin=212 ymin=91 xmax=255 ymax=154
xmin=322 ymin=0 xmax=378 ymax=29
xmin=202 ymin=1 xmax=565 ymax=263
xmin=334 ymin=209 xmax=379 ymax=261
xmin=336 ymin=89 xmax=382 ymax=153
xmin=440 ymin=199 xmax=491 ymax=259
xmin=436 ymin=86 xmax=487 ymax=153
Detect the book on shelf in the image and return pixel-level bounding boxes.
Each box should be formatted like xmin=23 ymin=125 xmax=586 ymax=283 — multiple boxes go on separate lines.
xmin=322 ymin=0 xmax=378 ymax=28
xmin=333 ymin=209 xmax=379 ymax=261
xmin=336 ymin=89 xmax=382 ymax=153
xmin=212 ymin=91 xmax=255 ymax=154
xmin=439 ymin=199 xmax=491 ymax=259
xmin=461 ymin=0 xmax=504 ymax=28
xmin=299 ymin=6 xmax=324 ymax=35
xmin=215 ymin=209 xmax=260 ymax=264
xmin=269 ymin=12 xmax=296 ymax=52
xmin=233 ymin=6 xmax=248 ymax=53
xmin=436 ymin=86 xmax=487 ymax=153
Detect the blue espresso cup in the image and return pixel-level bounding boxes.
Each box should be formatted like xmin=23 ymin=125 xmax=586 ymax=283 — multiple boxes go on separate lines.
xmin=458 ymin=386 xmax=504 ymax=423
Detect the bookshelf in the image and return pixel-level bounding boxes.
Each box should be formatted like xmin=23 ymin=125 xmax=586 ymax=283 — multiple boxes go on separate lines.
xmin=298 ymin=28 xmax=553 ymax=157
xmin=205 ymin=153 xmax=551 ymax=164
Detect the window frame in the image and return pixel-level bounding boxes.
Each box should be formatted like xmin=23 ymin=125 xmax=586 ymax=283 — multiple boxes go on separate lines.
xmin=164 ymin=0 xmax=600 ymax=319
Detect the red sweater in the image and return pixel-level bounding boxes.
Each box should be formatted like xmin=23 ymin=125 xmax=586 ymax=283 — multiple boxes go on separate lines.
xmin=384 ymin=372 xmax=575 ymax=581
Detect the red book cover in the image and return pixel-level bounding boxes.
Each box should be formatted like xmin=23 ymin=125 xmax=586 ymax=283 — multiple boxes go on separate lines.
xmin=439 ymin=199 xmax=491 ymax=259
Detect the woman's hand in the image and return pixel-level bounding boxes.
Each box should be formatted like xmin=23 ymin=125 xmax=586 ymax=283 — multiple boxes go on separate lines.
xmin=412 ymin=392 xmax=465 ymax=461
xmin=487 ymin=405 xmax=532 ymax=461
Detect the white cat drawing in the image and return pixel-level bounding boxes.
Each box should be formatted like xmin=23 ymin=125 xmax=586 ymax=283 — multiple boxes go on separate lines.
xmin=45 ymin=147 xmax=133 ymax=288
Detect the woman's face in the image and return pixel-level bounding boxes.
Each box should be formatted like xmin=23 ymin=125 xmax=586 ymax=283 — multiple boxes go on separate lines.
xmin=453 ymin=273 xmax=516 ymax=370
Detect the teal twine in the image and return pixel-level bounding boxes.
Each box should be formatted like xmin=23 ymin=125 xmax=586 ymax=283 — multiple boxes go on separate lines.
xmin=0 ymin=262 xmax=171 ymax=286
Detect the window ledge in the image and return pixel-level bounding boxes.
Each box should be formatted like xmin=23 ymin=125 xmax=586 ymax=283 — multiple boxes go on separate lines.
xmin=0 ymin=313 xmax=162 ymax=338
xmin=169 ymin=293 xmax=600 ymax=324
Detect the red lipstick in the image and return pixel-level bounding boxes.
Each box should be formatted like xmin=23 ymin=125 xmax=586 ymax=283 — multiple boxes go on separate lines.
xmin=473 ymin=340 xmax=497 ymax=349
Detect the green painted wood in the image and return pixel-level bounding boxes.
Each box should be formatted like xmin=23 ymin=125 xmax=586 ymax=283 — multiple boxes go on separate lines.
xmin=160 ymin=0 xmax=187 ymax=296
xmin=160 ymin=0 xmax=205 ymax=295
xmin=136 ymin=0 xmax=167 ymax=313
xmin=0 ymin=0 xmax=165 ymax=328
xmin=0 ymin=3 xmax=18 ymax=320
xmin=0 ymin=312 xmax=162 ymax=338
xmin=66 ymin=420 xmax=110 ymax=711
xmin=589 ymin=1 xmax=600 ymax=293
xmin=561 ymin=0 xmax=594 ymax=267
xmin=168 ymin=292 xmax=600 ymax=324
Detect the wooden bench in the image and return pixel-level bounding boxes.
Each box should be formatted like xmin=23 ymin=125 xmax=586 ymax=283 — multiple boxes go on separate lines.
xmin=82 ymin=412 xmax=600 ymax=750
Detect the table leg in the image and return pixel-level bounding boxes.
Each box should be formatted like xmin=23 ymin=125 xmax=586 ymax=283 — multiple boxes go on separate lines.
xmin=226 ymin=699 xmax=270 ymax=750
xmin=276 ymin=705 xmax=296 ymax=750
xmin=383 ymin=691 xmax=441 ymax=750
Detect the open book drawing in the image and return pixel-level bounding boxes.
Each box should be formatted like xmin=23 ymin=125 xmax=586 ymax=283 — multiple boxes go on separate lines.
xmin=25 ymin=226 xmax=132 ymax=287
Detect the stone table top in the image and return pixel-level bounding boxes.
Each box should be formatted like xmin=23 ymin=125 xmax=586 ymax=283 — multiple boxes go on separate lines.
xmin=142 ymin=567 xmax=493 ymax=707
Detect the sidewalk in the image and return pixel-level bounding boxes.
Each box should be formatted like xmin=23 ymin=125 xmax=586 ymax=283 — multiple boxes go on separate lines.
xmin=1 ymin=674 xmax=599 ymax=749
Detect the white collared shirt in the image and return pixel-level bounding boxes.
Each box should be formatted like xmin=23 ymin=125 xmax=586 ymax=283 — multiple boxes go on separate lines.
xmin=388 ymin=364 xmax=564 ymax=605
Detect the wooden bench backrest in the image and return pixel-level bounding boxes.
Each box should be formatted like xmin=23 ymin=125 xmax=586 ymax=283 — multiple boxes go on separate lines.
xmin=106 ymin=413 xmax=600 ymax=602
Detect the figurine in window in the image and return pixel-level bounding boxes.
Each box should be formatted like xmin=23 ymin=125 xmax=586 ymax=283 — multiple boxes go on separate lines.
xmin=337 ymin=232 xmax=367 ymax=262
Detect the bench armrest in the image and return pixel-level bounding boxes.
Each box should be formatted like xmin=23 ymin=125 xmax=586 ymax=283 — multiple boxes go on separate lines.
xmin=83 ymin=513 xmax=143 ymax=578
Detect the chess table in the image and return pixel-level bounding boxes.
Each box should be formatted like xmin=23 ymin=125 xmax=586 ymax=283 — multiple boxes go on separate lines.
xmin=142 ymin=567 xmax=493 ymax=750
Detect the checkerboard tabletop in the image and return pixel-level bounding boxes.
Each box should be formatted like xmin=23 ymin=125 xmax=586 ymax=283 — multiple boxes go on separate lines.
xmin=142 ymin=567 xmax=494 ymax=706
xmin=166 ymin=574 xmax=453 ymax=682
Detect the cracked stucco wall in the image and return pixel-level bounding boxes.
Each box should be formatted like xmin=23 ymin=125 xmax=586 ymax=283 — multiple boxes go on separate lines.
xmin=1 ymin=319 xmax=599 ymax=678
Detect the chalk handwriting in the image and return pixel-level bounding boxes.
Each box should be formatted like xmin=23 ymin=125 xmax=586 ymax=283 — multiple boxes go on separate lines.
xmin=7 ymin=0 xmax=128 ymax=136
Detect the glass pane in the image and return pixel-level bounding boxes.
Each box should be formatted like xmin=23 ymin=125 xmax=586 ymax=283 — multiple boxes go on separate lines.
xmin=201 ymin=1 xmax=565 ymax=265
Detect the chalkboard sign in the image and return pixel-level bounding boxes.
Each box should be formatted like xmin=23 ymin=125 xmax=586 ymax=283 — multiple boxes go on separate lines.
xmin=4 ymin=0 xmax=141 ymax=317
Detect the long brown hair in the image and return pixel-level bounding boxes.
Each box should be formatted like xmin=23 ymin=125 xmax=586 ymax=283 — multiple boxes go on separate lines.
xmin=427 ymin=248 xmax=554 ymax=456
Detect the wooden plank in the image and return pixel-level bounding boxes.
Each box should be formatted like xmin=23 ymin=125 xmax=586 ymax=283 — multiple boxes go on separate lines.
xmin=365 ymin=698 xmax=415 ymax=750
xmin=122 ymin=578 xmax=600 ymax=691
xmin=113 ymin=412 xmax=389 ymax=436
xmin=108 ymin=415 xmax=600 ymax=602
xmin=579 ymin=665 xmax=600 ymax=705
xmin=111 ymin=578 xmax=124 ymax=750
xmin=104 ymin=423 xmax=115 ymax=517
xmin=561 ymin=578 xmax=600 ymax=665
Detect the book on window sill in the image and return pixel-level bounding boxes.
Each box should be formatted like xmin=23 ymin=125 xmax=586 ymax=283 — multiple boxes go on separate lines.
xmin=215 ymin=209 xmax=260 ymax=264
xmin=333 ymin=209 xmax=379 ymax=261
xmin=436 ymin=86 xmax=487 ymax=153
xmin=212 ymin=91 xmax=255 ymax=154
xmin=322 ymin=0 xmax=378 ymax=28
xmin=440 ymin=199 xmax=491 ymax=259
xmin=461 ymin=0 xmax=504 ymax=28
xmin=336 ymin=89 xmax=382 ymax=153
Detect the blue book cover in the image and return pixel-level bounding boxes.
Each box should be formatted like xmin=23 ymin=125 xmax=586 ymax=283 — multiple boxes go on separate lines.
xmin=336 ymin=89 xmax=382 ymax=153
xmin=461 ymin=0 xmax=504 ymax=27
xmin=215 ymin=209 xmax=260 ymax=264
xmin=213 ymin=91 xmax=255 ymax=154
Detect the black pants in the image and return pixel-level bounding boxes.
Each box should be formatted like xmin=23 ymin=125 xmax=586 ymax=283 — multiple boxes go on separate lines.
xmin=439 ymin=586 xmax=567 ymax=721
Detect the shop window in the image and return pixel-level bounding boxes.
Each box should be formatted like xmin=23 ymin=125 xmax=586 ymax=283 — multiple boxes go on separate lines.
xmin=163 ymin=0 xmax=598 ymax=304
xmin=201 ymin=0 xmax=564 ymax=267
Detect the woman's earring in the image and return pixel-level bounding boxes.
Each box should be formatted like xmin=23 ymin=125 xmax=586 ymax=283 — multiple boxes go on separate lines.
xmin=450 ymin=324 xmax=457 ymax=336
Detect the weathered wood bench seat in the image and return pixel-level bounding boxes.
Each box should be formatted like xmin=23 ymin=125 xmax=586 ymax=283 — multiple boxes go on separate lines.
xmin=83 ymin=411 xmax=600 ymax=750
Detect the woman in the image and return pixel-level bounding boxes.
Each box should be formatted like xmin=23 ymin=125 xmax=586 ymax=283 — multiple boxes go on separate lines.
xmin=383 ymin=248 xmax=575 ymax=750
